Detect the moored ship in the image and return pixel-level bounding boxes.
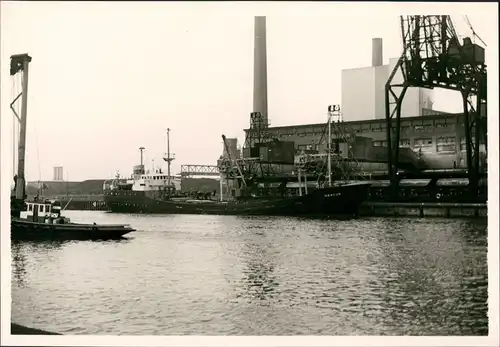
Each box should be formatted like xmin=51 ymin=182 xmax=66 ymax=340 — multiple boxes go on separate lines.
xmin=104 ymin=113 xmax=372 ymax=217
xmin=104 ymin=178 xmax=370 ymax=216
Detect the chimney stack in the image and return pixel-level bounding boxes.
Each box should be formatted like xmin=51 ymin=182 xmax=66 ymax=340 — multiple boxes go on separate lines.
xmin=253 ymin=16 xmax=268 ymax=128
xmin=372 ymin=38 xmax=383 ymax=67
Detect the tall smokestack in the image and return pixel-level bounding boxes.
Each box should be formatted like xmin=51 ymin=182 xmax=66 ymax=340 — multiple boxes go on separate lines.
xmin=253 ymin=16 xmax=268 ymax=128
xmin=372 ymin=38 xmax=383 ymax=67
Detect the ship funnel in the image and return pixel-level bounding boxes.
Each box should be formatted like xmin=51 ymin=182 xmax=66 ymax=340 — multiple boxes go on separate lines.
xmin=372 ymin=38 xmax=383 ymax=67
xmin=253 ymin=16 xmax=268 ymax=128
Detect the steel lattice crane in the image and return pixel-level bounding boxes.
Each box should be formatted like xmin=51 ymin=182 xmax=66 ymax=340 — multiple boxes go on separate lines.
xmin=385 ymin=15 xmax=487 ymax=200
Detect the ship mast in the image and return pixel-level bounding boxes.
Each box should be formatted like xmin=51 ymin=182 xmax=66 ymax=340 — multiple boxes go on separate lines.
xmin=327 ymin=111 xmax=332 ymax=187
xmin=139 ymin=147 xmax=145 ymax=171
xmin=327 ymin=105 xmax=342 ymax=186
xmin=163 ymin=128 xmax=175 ymax=190
xmin=10 ymin=53 xmax=32 ymax=218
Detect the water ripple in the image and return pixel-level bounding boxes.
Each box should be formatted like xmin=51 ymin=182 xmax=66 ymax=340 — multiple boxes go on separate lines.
xmin=11 ymin=212 xmax=488 ymax=335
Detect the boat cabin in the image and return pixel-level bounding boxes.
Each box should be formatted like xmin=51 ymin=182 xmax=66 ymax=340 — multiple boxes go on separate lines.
xmin=25 ymin=199 xmax=70 ymax=224
xmin=103 ymin=171 xmax=181 ymax=192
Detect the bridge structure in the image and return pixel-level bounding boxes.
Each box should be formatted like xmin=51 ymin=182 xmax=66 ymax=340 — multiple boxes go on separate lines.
xmin=180 ymin=164 xmax=220 ymax=178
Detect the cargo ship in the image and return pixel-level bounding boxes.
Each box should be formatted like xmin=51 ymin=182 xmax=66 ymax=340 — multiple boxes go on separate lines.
xmin=103 ymin=173 xmax=372 ymax=216
xmin=103 ymin=114 xmax=372 ymax=217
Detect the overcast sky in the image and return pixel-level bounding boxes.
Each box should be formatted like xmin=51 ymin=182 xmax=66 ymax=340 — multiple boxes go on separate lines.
xmin=1 ymin=2 xmax=497 ymax=181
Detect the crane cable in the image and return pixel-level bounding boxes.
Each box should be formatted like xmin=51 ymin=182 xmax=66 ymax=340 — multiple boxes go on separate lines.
xmin=464 ymin=15 xmax=487 ymax=47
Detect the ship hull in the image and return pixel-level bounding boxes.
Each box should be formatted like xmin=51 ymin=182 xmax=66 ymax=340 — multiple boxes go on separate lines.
xmin=104 ymin=183 xmax=371 ymax=217
xmin=11 ymin=218 xmax=135 ymax=241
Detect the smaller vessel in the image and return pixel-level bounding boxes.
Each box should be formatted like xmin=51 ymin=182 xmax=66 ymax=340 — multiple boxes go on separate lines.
xmin=9 ymin=53 xmax=135 ymax=241
xmin=11 ymin=197 xmax=135 ymax=241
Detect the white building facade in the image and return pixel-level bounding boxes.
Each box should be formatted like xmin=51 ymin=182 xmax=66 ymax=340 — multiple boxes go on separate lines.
xmin=341 ymin=38 xmax=434 ymax=122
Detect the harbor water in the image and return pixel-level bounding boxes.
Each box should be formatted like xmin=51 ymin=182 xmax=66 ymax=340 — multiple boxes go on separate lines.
xmin=11 ymin=211 xmax=488 ymax=335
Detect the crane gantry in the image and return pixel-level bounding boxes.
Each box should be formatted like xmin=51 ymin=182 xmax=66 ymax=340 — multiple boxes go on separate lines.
xmin=385 ymin=15 xmax=487 ymax=201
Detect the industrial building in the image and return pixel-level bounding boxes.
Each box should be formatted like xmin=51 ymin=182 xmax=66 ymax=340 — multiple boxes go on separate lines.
xmin=243 ymin=18 xmax=486 ymax=173
xmin=341 ymin=38 xmax=435 ymax=122
xmin=221 ymin=137 xmax=240 ymax=159
xmin=244 ymin=111 xmax=485 ymax=171
xmin=53 ymin=166 xmax=64 ymax=181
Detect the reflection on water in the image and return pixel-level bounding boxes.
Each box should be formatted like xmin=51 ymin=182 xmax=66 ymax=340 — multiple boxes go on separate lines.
xmin=241 ymin=238 xmax=279 ymax=303
xmin=11 ymin=211 xmax=488 ymax=335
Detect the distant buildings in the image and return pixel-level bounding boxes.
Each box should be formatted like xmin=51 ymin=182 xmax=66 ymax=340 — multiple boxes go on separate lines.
xmin=221 ymin=137 xmax=240 ymax=159
xmin=53 ymin=166 xmax=64 ymax=181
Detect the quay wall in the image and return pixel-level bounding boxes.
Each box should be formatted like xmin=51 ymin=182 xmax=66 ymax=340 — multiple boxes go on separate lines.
xmin=42 ymin=194 xmax=488 ymax=219
xmin=360 ymin=202 xmax=487 ymax=218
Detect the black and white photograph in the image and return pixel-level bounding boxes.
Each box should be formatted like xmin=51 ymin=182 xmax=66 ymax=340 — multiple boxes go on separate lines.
xmin=1 ymin=1 xmax=498 ymax=346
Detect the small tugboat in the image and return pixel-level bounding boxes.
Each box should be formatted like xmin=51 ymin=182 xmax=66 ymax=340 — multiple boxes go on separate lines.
xmin=9 ymin=53 xmax=135 ymax=241
xmin=11 ymin=197 xmax=135 ymax=241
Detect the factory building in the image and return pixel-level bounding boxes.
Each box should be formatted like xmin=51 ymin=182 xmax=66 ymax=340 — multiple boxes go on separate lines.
xmin=341 ymin=38 xmax=435 ymax=122
xmin=221 ymin=137 xmax=240 ymax=159
xmin=244 ymin=111 xmax=486 ymax=171
xmin=242 ymin=17 xmax=486 ymax=173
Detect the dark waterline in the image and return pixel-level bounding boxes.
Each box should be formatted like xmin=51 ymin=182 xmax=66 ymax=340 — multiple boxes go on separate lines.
xmin=11 ymin=211 xmax=488 ymax=335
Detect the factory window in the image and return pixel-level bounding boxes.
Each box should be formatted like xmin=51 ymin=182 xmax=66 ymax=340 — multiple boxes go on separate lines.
xmin=435 ymin=123 xmax=450 ymax=129
xmin=373 ymin=140 xmax=387 ymax=147
xmin=415 ymin=124 xmax=433 ymax=133
xmin=401 ymin=125 xmax=411 ymax=132
xmin=460 ymin=136 xmax=476 ymax=151
xmin=437 ymin=137 xmax=456 ymax=152
xmin=413 ymin=138 xmax=433 ymax=152
xmin=399 ymin=139 xmax=411 ymax=147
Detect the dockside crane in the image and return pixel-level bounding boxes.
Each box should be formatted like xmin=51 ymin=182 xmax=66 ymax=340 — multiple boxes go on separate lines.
xmin=385 ymin=15 xmax=487 ymax=201
xmin=10 ymin=53 xmax=32 ymax=218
